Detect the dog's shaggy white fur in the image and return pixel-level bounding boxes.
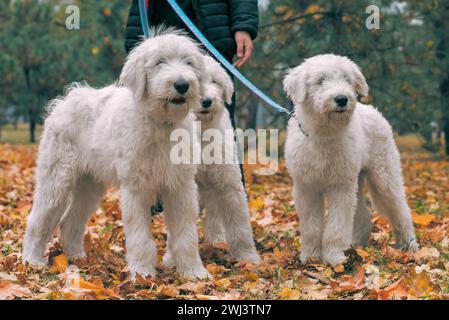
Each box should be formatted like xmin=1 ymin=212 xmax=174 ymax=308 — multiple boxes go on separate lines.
xmin=189 ymin=56 xmax=260 ymax=264
xmin=284 ymin=54 xmax=419 ymax=266
xmin=22 ymin=31 xmax=211 ymax=279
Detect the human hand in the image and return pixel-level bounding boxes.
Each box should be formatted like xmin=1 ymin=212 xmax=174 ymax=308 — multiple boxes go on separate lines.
xmin=233 ymin=31 xmax=253 ymax=68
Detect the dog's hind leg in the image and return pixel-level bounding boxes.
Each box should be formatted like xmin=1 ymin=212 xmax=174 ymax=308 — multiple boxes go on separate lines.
xmin=198 ymin=182 xmax=226 ymax=245
xmin=202 ymin=182 xmax=260 ymax=264
xmin=366 ymin=143 xmax=418 ymax=251
xmin=352 ymin=171 xmax=372 ymax=247
xmin=23 ymin=138 xmax=76 ymax=266
xmin=59 ymin=175 xmax=106 ymax=260
xmin=161 ymin=181 xmax=210 ymax=280
xmin=120 ymin=187 xmax=157 ymax=278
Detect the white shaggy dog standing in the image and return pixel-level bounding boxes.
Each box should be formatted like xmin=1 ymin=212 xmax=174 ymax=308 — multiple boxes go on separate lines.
xmin=23 ymin=30 xmax=211 ymax=279
xmin=188 ymin=56 xmax=260 ymax=264
xmin=284 ymin=54 xmax=418 ymax=266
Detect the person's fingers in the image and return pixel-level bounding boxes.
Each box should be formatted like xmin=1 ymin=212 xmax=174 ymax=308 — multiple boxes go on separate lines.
xmin=237 ymin=40 xmax=253 ymax=67
xmin=234 ymin=55 xmax=244 ymax=68
xmin=236 ymin=38 xmax=244 ymax=58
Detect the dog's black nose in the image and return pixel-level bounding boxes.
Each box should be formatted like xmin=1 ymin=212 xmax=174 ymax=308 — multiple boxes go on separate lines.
xmin=174 ymin=79 xmax=190 ymax=95
xmin=335 ymin=95 xmax=348 ymax=107
xmin=201 ymin=97 xmax=212 ymax=109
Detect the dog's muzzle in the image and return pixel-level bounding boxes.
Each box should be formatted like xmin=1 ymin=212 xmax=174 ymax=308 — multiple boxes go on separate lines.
xmin=198 ymin=97 xmax=212 ymax=113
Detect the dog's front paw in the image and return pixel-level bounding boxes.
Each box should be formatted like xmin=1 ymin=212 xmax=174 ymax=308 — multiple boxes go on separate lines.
xmin=397 ymin=235 xmax=420 ymax=252
xmin=22 ymin=252 xmax=47 ymax=267
xmin=322 ymin=249 xmax=347 ymax=266
xmin=300 ymin=248 xmax=321 ymax=264
xmin=178 ymin=265 xmax=211 ymax=280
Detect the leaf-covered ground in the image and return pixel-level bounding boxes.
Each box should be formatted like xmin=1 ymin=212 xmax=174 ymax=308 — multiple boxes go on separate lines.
xmin=0 ymin=141 xmax=448 ymax=300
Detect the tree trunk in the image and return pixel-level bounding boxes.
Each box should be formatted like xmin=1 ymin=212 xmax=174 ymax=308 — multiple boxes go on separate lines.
xmin=444 ymin=120 xmax=449 ymax=156
xmin=442 ymin=76 xmax=449 ymax=155
xmin=23 ymin=66 xmax=36 ymax=143
xmin=29 ymin=114 xmax=36 ymax=144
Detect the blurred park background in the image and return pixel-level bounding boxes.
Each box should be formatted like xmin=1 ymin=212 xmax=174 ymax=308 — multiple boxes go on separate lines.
xmin=0 ymin=0 xmax=448 ymax=155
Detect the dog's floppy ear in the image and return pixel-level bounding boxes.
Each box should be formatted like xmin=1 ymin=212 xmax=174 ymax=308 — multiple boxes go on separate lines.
xmin=119 ymin=52 xmax=148 ymax=101
xmin=353 ymin=65 xmax=369 ymax=97
xmin=283 ymin=65 xmax=307 ymax=103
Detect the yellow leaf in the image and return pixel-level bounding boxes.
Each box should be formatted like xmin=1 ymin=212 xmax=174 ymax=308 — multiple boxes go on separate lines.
xmin=410 ymin=272 xmax=435 ymax=297
xmin=249 ymin=197 xmax=264 ymax=210
xmin=103 ymin=8 xmax=112 ymax=16
xmin=277 ymin=287 xmax=301 ymax=300
xmin=50 ymin=254 xmax=68 ymax=273
xmin=156 ymin=285 xmax=179 ymax=298
xmin=91 ymin=47 xmax=100 ymax=56
xmin=242 ymin=281 xmax=258 ymax=291
xmin=79 ymin=278 xmax=104 ymax=292
xmin=305 ymin=4 xmax=321 ymax=14
xmin=412 ymin=213 xmax=435 ymax=227
xmin=196 ymin=294 xmax=219 ymax=300
xmin=214 ymin=278 xmax=231 ymax=288
xmin=273 ymin=247 xmax=284 ymax=260
xmin=244 ymin=272 xmax=259 ymax=281
xmin=355 ymin=248 xmax=370 ymax=260
xmin=333 ymin=264 xmax=345 ymax=273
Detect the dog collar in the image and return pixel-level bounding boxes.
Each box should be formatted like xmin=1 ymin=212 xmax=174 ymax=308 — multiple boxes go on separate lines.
xmin=290 ymin=111 xmax=309 ymax=138
xmin=298 ymin=122 xmax=309 ymax=138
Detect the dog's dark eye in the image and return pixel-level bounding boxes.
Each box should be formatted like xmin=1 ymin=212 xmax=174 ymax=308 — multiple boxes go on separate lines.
xmin=211 ymin=79 xmax=218 ymax=85
xmin=156 ymin=58 xmax=166 ymax=66
xmin=185 ymin=59 xmax=193 ymax=66
xmin=316 ymin=78 xmax=325 ymax=85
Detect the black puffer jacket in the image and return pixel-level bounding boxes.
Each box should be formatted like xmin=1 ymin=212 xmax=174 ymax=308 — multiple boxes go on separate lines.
xmin=124 ymin=0 xmax=259 ymax=61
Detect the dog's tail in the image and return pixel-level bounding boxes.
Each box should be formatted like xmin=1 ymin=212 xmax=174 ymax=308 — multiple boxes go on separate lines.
xmin=44 ymin=82 xmax=92 ymax=117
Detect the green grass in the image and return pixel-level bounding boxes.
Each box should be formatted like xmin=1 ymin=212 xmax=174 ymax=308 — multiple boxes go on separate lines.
xmin=0 ymin=123 xmax=43 ymax=144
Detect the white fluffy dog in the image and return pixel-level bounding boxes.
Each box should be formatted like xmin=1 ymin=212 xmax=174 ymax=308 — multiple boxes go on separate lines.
xmin=23 ymin=30 xmax=211 ymax=279
xmin=188 ymin=56 xmax=260 ymax=264
xmin=284 ymin=54 xmax=418 ymax=266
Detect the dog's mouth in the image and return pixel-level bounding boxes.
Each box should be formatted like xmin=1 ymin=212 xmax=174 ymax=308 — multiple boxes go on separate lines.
xmin=166 ymin=97 xmax=187 ymax=105
xmin=334 ymin=109 xmax=347 ymax=113
xmin=198 ymin=109 xmax=210 ymax=114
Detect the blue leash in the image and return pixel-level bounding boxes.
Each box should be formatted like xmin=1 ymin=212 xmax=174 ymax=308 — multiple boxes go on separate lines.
xmin=137 ymin=0 xmax=293 ymax=117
